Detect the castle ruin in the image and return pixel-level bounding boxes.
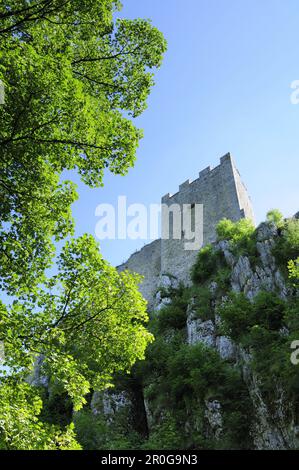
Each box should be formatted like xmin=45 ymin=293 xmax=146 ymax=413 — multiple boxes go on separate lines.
xmin=118 ymin=153 xmax=254 ymax=308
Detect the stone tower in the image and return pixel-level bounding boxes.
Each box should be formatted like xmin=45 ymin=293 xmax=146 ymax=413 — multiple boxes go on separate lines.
xmin=160 ymin=153 xmax=254 ymax=284
xmin=118 ymin=153 xmax=254 ymax=308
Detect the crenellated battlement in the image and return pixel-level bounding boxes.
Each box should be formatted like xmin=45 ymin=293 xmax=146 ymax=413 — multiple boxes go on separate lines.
xmin=198 ymin=166 xmax=211 ymax=179
xmin=161 ymin=153 xmax=244 ymax=205
xmin=179 ymin=179 xmax=191 ymax=192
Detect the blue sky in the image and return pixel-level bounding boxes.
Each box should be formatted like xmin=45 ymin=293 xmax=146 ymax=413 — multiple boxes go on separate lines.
xmin=69 ymin=0 xmax=299 ymax=267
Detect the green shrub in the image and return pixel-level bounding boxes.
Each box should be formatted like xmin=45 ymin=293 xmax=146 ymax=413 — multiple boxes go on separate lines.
xmin=74 ymin=409 xmax=107 ymax=450
xmin=218 ymin=291 xmax=286 ymax=342
xmin=253 ymin=291 xmax=285 ymax=331
xmin=216 ymin=218 xmax=257 ymax=263
xmin=142 ymin=337 xmax=253 ymax=449
xmin=217 ymin=293 xmax=254 ymax=341
xmin=288 ymin=257 xmax=299 ymax=287
xmin=214 ymin=267 xmax=231 ymax=293
xmin=191 ymin=244 xmax=222 ymax=284
xmin=189 ymin=286 xmax=214 ymax=321
xmin=216 ymin=285 xmax=299 ymax=409
xmin=141 ymin=414 xmax=184 ymax=450
xmin=74 ymin=405 xmax=142 ymax=450
xmin=272 ymin=218 xmax=299 ymax=272
xmin=266 ymin=209 xmax=284 ymax=226
xmin=158 ymin=304 xmax=187 ymax=331
xmin=216 ymin=218 xmax=255 ymax=243
xmin=156 ymin=285 xmax=189 ymax=332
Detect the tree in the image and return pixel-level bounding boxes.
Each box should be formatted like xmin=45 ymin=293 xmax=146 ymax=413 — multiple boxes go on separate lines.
xmin=0 ymin=1 xmax=165 ymax=449
xmin=0 ymin=381 xmax=82 ymax=450
xmin=0 ymin=217 xmax=154 ymax=451
xmin=0 ymin=0 xmax=167 ymax=293
xmin=1 ymin=234 xmax=153 ymax=406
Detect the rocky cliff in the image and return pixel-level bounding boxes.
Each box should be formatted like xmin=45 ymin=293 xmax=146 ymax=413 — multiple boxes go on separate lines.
xmin=183 ymin=220 xmax=297 ymax=449
xmin=52 ymin=214 xmax=299 ymax=450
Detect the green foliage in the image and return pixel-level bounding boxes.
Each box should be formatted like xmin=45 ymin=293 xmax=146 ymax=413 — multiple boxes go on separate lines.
xmin=0 ymin=232 xmax=154 ymax=438
xmin=192 ymin=219 xmax=256 ymax=286
xmin=141 ymin=414 xmax=184 ymax=450
xmin=272 ymin=218 xmax=299 ymax=273
xmin=142 ymin=340 xmax=252 ymax=449
xmin=288 ymin=257 xmax=299 ymax=287
xmin=0 ymin=381 xmax=81 ymax=450
xmin=39 ymin=383 xmax=74 ymax=428
xmin=191 ymin=244 xmax=223 ymax=284
xmin=216 ymin=218 xmax=257 ymax=261
xmin=189 ymin=286 xmax=214 ymax=321
xmin=253 ymin=292 xmax=285 ymax=330
xmin=73 ymin=409 xmax=108 ymax=450
xmin=218 ymin=292 xmax=286 ymax=342
xmin=218 ymin=290 xmax=299 ymax=403
xmin=74 ymin=406 xmax=142 ymax=450
xmin=217 ymin=293 xmax=254 ymax=341
xmin=0 ymin=0 xmax=166 ymax=295
xmin=0 ymin=1 xmax=165 ymax=449
xmin=288 ymin=258 xmax=299 ymax=279
xmin=156 ymin=284 xmax=189 ymax=332
xmin=266 ymin=209 xmax=284 ymax=227
xmin=216 ymin=218 xmax=255 ymax=243
xmin=213 ymin=267 xmax=231 ymax=294
xmin=1 ymin=235 xmax=153 ymax=407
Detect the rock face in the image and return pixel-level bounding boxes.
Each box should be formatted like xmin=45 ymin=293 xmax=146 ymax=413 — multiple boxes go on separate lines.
xmin=204 ymin=400 xmax=223 ymax=440
xmin=240 ymin=349 xmax=297 ymax=450
xmin=186 ymin=294 xmax=237 ymax=360
xmin=187 ymin=316 xmax=215 ymax=348
xmin=90 ymin=384 xmax=149 ymax=439
xmin=229 ymin=223 xmax=288 ymax=299
xmin=215 ymin=335 xmax=236 ymax=361
xmin=154 ymin=274 xmax=179 ymax=312
xmin=184 ymin=221 xmax=297 ymax=449
xmin=88 ymin=219 xmax=299 ymax=450
xmin=91 ymin=390 xmax=132 ymax=423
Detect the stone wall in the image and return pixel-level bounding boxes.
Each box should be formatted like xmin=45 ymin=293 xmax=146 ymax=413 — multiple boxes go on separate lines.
xmin=118 ymin=153 xmax=255 ymax=306
xmin=160 ymin=153 xmax=254 ymax=284
xmin=117 ymin=239 xmax=161 ymax=310
xmin=231 ymin=160 xmax=255 ymax=223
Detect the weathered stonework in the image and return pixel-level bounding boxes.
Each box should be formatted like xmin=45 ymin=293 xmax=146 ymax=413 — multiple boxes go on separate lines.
xmin=204 ymin=399 xmax=223 ymax=440
xmin=161 ymin=153 xmax=254 ymax=285
xmin=91 ymin=390 xmax=131 ymax=423
xmin=118 ymin=153 xmax=254 ymax=308
xmin=117 ymin=239 xmax=161 ymax=310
